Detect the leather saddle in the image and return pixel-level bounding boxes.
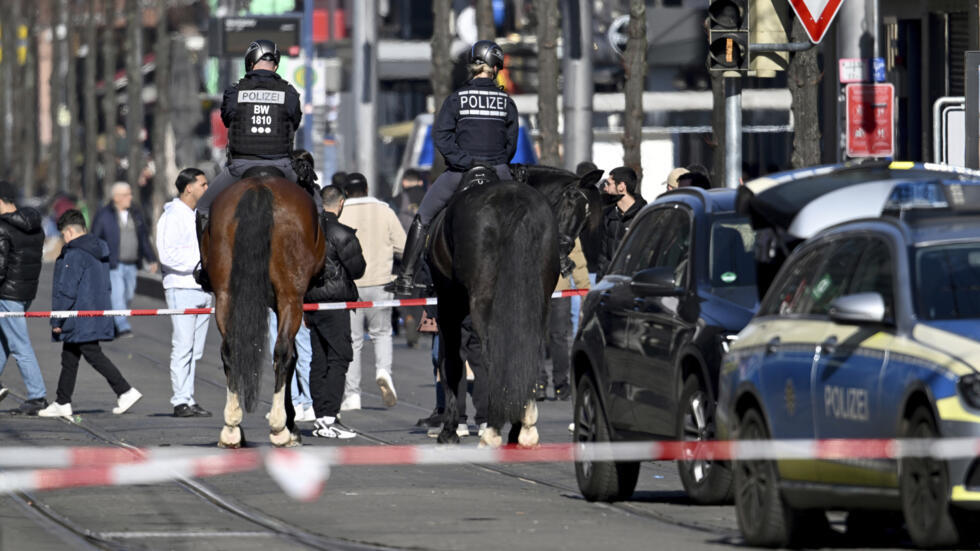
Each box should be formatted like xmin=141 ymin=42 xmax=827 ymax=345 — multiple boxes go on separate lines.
xmin=458 ymin=165 xmax=500 ymax=193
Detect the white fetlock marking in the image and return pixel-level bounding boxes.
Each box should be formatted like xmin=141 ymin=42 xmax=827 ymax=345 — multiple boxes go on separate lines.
xmin=518 ymin=425 xmax=539 ymax=448
xmin=522 ymin=400 xmax=538 ymax=426
xmin=479 ymin=427 xmax=503 ymax=448
xmin=268 ymin=388 xmax=286 ymax=432
xmin=224 ymin=389 xmax=243 ymax=426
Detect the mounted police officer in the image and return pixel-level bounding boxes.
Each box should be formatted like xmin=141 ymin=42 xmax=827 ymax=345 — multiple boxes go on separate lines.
xmin=387 ymin=40 xmax=518 ymax=295
xmin=194 ymin=39 xmax=302 ymax=290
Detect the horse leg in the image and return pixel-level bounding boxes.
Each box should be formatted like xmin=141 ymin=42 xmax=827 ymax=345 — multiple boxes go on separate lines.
xmin=269 ymin=304 xmax=301 ymax=447
xmin=437 ymin=308 xmax=464 ymax=445
xmin=218 ymin=340 xmax=246 ymax=448
xmin=517 ymin=400 xmax=539 ymax=448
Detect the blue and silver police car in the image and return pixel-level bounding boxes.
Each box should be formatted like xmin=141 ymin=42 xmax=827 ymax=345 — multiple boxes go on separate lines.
xmin=718 ymin=168 xmax=980 ymax=548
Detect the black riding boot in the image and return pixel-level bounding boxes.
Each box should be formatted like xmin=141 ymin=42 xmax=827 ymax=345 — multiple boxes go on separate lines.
xmin=386 ymin=215 xmax=428 ymax=296
xmin=558 ymin=233 xmax=576 ymax=278
xmin=193 ymin=212 xmax=213 ymax=293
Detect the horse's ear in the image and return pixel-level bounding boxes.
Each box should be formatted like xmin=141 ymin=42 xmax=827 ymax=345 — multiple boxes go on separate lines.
xmin=579 ymin=169 xmax=604 ymax=189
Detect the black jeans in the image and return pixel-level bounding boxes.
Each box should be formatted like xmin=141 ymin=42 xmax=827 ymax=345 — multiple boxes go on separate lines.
xmin=306 ymin=310 xmax=353 ymax=419
xmin=539 ymin=297 xmax=571 ymax=388
xmin=56 ymin=341 xmax=131 ymax=405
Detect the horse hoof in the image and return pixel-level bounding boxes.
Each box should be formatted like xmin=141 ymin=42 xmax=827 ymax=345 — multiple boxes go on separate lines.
xmin=437 ymin=430 xmax=460 ymax=445
xmin=479 ymin=428 xmax=503 ymax=449
xmin=218 ymin=425 xmax=243 ymax=448
xmin=290 ymin=431 xmax=302 ymax=446
xmin=269 ymin=428 xmax=294 ymax=447
xmin=518 ymin=426 xmax=539 ymax=448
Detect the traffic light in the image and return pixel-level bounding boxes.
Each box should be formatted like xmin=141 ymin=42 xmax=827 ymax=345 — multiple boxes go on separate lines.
xmin=708 ymin=0 xmax=749 ymax=72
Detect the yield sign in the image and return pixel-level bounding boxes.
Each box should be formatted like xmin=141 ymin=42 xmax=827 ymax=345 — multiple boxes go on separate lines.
xmin=788 ymin=0 xmax=845 ymax=44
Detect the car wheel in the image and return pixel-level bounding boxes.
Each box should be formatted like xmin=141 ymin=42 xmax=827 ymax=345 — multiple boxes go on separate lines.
xmin=676 ymin=374 xmax=733 ymax=504
xmin=734 ymin=408 xmax=798 ymax=547
xmin=573 ymin=375 xmax=640 ymax=502
xmin=900 ymin=406 xmax=962 ymax=548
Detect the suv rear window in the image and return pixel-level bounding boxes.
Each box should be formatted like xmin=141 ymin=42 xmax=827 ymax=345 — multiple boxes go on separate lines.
xmin=915 ymin=242 xmax=980 ymax=320
xmin=709 ymin=217 xmax=757 ymax=309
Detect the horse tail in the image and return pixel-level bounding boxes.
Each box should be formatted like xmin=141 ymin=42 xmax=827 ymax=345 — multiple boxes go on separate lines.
xmin=487 ymin=214 xmax=547 ymax=425
xmin=227 ymin=184 xmax=274 ymax=413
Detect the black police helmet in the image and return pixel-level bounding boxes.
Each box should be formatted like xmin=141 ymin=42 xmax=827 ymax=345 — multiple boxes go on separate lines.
xmin=469 ymin=40 xmax=504 ymax=70
xmin=244 ymin=39 xmax=281 ymax=72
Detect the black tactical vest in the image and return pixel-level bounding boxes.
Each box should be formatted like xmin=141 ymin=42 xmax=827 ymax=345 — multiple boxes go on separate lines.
xmin=229 ymin=76 xmax=293 ymax=158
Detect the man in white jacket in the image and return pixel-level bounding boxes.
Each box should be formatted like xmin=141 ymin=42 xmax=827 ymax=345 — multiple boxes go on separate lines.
xmin=156 ymin=168 xmax=213 ymax=417
xmin=338 ymin=173 xmax=406 ymax=410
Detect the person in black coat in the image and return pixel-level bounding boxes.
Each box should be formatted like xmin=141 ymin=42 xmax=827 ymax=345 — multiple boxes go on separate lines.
xmin=0 ymin=181 xmax=48 ymax=414
xmin=305 ymin=185 xmax=366 ymax=439
xmin=596 ymin=166 xmax=647 ymax=279
xmin=38 ymin=210 xmax=142 ymax=419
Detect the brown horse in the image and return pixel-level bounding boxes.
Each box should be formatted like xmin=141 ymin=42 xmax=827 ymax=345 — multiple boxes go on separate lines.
xmin=200 ymin=176 xmax=325 ymax=448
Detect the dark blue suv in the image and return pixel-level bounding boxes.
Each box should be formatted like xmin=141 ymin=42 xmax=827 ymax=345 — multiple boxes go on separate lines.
xmin=572 ymin=188 xmax=758 ymax=503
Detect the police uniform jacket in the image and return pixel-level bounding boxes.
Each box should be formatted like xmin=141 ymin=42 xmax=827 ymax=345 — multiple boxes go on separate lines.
xmin=433 ymin=77 xmax=519 ymax=172
xmin=221 ymin=69 xmax=302 ymax=160
xmin=0 ymin=208 xmax=44 ymax=302
xmin=305 ymin=212 xmax=366 ymax=303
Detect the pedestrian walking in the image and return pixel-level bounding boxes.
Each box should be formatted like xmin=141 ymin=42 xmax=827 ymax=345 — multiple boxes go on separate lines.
xmin=537 ymin=238 xmax=588 ymax=401
xmin=305 ymin=185 xmax=365 ymax=438
xmin=390 ymin=168 xmax=427 ymax=347
xmin=39 ymin=210 xmax=142 ymax=418
xmin=0 ymin=181 xmax=49 ymax=415
xmin=338 ymin=172 xmax=406 ymax=410
xmin=156 ymin=168 xmax=213 ymax=418
xmin=90 ymin=182 xmax=158 ymax=338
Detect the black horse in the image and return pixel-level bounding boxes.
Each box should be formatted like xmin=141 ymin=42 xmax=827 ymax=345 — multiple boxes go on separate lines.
xmin=429 ymin=165 xmax=603 ymax=447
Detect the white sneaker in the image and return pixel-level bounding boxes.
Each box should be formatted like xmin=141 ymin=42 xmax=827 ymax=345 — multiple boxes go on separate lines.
xmin=477 ymin=422 xmax=488 ymax=437
xmin=311 ymin=417 xmax=356 ymax=439
xmin=376 ymin=372 xmax=397 ymax=407
xmin=293 ymin=404 xmax=315 ymax=422
xmin=38 ymin=402 xmax=73 ymax=418
xmin=112 ymin=388 xmax=142 ymax=414
xmin=456 ymin=423 xmax=470 ymax=437
xmin=340 ymin=394 xmax=361 ymax=411
xmin=568 ymin=422 xmax=575 ymax=433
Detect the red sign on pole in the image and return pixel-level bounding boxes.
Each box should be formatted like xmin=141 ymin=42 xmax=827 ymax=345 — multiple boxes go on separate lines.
xmin=845 ymin=83 xmax=894 ymax=158
xmin=788 ymin=0 xmax=845 ymax=44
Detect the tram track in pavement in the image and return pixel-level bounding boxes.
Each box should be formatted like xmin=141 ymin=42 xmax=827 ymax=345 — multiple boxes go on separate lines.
xmin=120 ymin=334 xmax=740 ymax=542
xmin=1 ymin=388 xmax=398 ymax=551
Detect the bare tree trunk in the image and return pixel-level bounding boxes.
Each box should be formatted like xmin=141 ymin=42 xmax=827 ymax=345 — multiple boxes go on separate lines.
xmin=788 ymin=18 xmax=821 ymax=169
xmin=102 ymin=0 xmax=118 ymax=193
xmin=475 ymin=0 xmax=495 ymax=40
xmin=67 ymin=3 xmax=82 ymax=199
xmin=125 ymin=0 xmax=143 ymax=193
xmin=152 ymin=0 xmax=171 ymax=219
xmin=534 ymin=0 xmax=559 ymax=166
xmin=83 ymin=0 xmax=99 ymax=210
xmin=51 ymin=0 xmax=71 ymax=194
xmin=1 ymin=2 xmax=15 ymax=174
xmin=622 ymin=0 xmax=646 ymax=179
xmin=431 ymin=0 xmax=453 ymax=181
xmin=8 ymin=1 xmax=24 ymax=187
xmin=710 ymin=73 xmax=724 ymax=186
xmin=22 ymin=2 xmax=37 ymax=197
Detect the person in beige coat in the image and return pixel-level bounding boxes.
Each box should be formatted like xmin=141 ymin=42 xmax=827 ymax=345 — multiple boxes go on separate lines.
xmin=537 ymin=238 xmax=589 ymax=401
xmin=337 ymin=173 xmax=407 ymax=410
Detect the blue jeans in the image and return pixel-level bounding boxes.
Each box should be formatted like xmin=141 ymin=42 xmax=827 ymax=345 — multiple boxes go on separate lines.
xmin=268 ymin=310 xmax=312 ymax=408
xmin=165 ymin=288 xmax=212 ymax=407
xmin=0 ymin=299 xmax=46 ymax=400
xmin=109 ymin=262 xmax=138 ymax=333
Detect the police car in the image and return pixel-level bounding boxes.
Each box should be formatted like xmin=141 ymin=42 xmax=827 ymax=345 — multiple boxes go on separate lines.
xmin=717 ymin=170 xmax=980 ymax=548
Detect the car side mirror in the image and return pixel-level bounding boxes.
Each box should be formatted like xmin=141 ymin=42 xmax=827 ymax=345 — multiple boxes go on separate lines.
xmin=828 ymin=292 xmax=886 ymax=324
xmin=630 ymin=267 xmax=683 ymax=296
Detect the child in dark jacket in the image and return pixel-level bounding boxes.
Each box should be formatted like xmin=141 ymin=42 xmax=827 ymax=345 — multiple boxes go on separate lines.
xmin=37 ymin=210 xmax=142 ymax=418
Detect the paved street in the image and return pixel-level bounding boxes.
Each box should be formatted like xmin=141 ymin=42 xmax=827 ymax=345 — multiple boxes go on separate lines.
xmin=0 ymin=265 xmax=914 ymax=550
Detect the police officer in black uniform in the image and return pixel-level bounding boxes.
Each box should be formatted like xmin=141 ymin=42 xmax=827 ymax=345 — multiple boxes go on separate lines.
xmin=193 ymin=39 xmax=303 ymax=290
xmin=387 ymin=40 xmax=518 ymax=295
xmin=197 ymin=39 xmax=303 ymax=218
